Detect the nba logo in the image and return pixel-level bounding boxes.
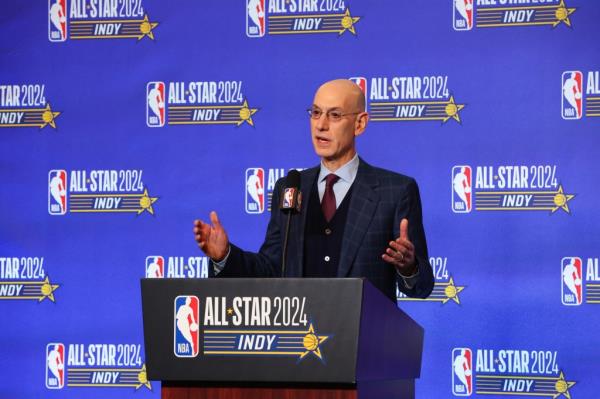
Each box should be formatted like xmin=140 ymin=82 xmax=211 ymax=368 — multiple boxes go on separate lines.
xmin=48 ymin=0 xmax=68 ymax=42
xmin=174 ymin=296 xmax=200 ymax=357
xmin=452 ymin=166 xmax=472 ymax=213
xmin=246 ymin=0 xmax=266 ymax=37
xmin=561 ymin=257 xmax=583 ymax=306
xmin=282 ymin=187 xmax=296 ymax=209
xmin=349 ymin=77 xmax=368 ymax=108
xmin=48 ymin=170 xmax=67 ymax=215
xmin=146 ymin=256 xmax=165 ymax=278
xmin=245 ymin=168 xmax=265 ymax=214
xmin=561 ymin=71 xmax=583 ymax=120
xmin=46 ymin=343 xmax=65 ymax=389
xmin=147 ymin=81 xmax=166 ymax=127
xmin=452 ymin=348 xmax=473 ymax=396
xmin=453 ymin=0 xmax=474 ymax=31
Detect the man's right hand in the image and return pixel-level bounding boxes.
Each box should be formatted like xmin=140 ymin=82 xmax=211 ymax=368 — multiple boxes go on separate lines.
xmin=193 ymin=211 xmax=229 ymax=261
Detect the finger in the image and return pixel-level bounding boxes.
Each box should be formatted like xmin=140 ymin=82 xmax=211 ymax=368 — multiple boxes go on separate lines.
xmin=386 ymin=247 xmax=404 ymax=263
xmin=400 ymin=218 xmax=409 ymax=240
xmin=389 ymin=240 xmax=409 ymax=254
xmin=382 ymin=253 xmax=396 ymax=264
xmin=394 ymin=238 xmax=414 ymax=253
xmin=210 ymin=211 xmax=221 ymax=228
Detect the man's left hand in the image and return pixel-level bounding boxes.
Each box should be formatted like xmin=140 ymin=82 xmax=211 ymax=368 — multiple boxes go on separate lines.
xmin=382 ymin=218 xmax=417 ymax=276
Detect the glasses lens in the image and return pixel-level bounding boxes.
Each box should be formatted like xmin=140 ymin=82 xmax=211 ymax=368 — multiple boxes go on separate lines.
xmin=309 ymin=108 xmax=322 ymax=119
xmin=328 ymin=111 xmax=342 ymax=121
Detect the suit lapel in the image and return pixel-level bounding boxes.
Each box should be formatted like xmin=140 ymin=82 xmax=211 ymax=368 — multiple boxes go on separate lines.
xmin=288 ymin=166 xmax=319 ymax=277
xmin=337 ymin=160 xmax=379 ymax=277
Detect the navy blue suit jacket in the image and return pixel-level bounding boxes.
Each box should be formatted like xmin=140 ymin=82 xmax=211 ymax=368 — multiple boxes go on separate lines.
xmin=218 ymin=159 xmax=434 ymax=302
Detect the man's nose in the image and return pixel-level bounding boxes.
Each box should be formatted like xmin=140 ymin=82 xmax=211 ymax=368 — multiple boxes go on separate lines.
xmin=315 ymin=113 xmax=329 ymax=130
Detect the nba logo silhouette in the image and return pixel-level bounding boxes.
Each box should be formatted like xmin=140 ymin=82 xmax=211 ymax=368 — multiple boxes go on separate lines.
xmin=561 ymin=71 xmax=583 ymax=120
xmin=452 ymin=166 xmax=472 ymax=213
xmin=245 ymin=168 xmax=265 ymax=214
xmin=561 ymin=257 xmax=583 ymax=306
xmin=147 ymin=81 xmax=166 ymax=127
xmin=453 ymin=0 xmax=474 ymax=31
xmin=246 ymin=0 xmax=266 ymax=37
xmin=174 ymin=296 xmax=200 ymax=357
xmin=48 ymin=170 xmax=67 ymax=215
xmin=349 ymin=77 xmax=368 ymax=107
xmin=452 ymin=348 xmax=473 ymax=396
xmin=281 ymin=187 xmax=296 ymax=209
xmin=48 ymin=0 xmax=68 ymax=42
xmin=46 ymin=343 xmax=65 ymax=389
xmin=146 ymin=256 xmax=165 ymax=278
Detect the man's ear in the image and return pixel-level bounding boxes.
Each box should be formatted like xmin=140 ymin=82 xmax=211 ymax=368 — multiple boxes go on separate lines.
xmin=355 ymin=112 xmax=369 ymax=137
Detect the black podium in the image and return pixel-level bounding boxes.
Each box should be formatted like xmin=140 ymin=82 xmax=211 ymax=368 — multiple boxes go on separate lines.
xmin=141 ymin=278 xmax=424 ymax=399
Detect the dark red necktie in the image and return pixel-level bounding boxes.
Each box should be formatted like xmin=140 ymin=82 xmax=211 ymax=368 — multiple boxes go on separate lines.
xmin=322 ymin=174 xmax=340 ymax=222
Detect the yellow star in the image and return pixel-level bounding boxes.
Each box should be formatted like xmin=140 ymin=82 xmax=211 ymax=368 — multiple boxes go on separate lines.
xmin=551 ymin=185 xmax=575 ymax=214
xmin=227 ymin=307 xmax=234 ymax=315
xmin=237 ymin=99 xmax=258 ymax=126
xmin=442 ymin=96 xmax=465 ymax=123
xmin=137 ymin=188 xmax=158 ymax=215
xmin=299 ymin=323 xmax=329 ymax=361
xmin=135 ymin=364 xmax=152 ymax=390
xmin=442 ymin=277 xmax=465 ymax=304
xmin=339 ymin=9 xmax=360 ymax=36
xmin=39 ymin=276 xmax=60 ymax=302
xmin=138 ymin=15 xmax=159 ymax=41
xmin=552 ymin=371 xmax=576 ymax=399
xmin=552 ymin=1 xmax=576 ymax=28
xmin=40 ymin=103 xmax=61 ymax=129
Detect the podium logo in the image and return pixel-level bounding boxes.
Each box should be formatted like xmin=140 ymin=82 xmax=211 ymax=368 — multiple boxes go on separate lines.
xmin=46 ymin=343 xmax=65 ymax=389
xmin=145 ymin=256 xmax=164 ymax=278
xmin=174 ymin=296 xmax=200 ymax=357
xmin=452 ymin=166 xmax=472 ymax=213
xmin=246 ymin=168 xmax=265 ymax=214
xmin=48 ymin=0 xmax=158 ymax=42
xmin=452 ymin=348 xmax=473 ymax=396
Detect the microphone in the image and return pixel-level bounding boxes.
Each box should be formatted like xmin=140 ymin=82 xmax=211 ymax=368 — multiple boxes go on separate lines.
xmin=279 ymin=169 xmax=301 ymax=212
xmin=280 ymin=170 xmax=301 ymax=277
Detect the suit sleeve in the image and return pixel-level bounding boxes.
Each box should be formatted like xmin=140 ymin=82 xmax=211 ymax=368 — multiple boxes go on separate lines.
xmin=216 ymin=178 xmax=285 ymax=277
xmin=394 ymin=178 xmax=434 ymax=298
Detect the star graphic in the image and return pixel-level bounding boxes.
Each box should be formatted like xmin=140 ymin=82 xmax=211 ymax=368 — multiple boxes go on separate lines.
xmin=551 ymin=185 xmax=575 ymax=214
xmin=137 ymin=188 xmax=158 ymax=215
xmin=299 ymin=323 xmax=329 ymax=361
xmin=236 ymin=99 xmax=259 ymax=126
xmin=552 ymin=371 xmax=576 ymax=399
xmin=552 ymin=1 xmax=576 ymax=28
xmin=138 ymin=15 xmax=159 ymax=41
xmin=339 ymin=9 xmax=360 ymax=36
xmin=441 ymin=277 xmax=465 ymax=305
xmin=135 ymin=364 xmax=153 ymax=390
xmin=442 ymin=96 xmax=465 ymax=123
xmin=227 ymin=307 xmax=234 ymax=316
xmin=39 ymin=276 xmax=60 ymax=302
xmin=40 ymin=103 xmax=61 ymax=129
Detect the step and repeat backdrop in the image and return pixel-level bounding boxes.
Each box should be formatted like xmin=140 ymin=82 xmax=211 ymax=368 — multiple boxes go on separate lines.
xmin=1 ymin=1 xmax=599 ymax=398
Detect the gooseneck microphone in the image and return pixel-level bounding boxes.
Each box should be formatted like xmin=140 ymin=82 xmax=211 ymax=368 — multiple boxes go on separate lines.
xmin=280 ymin=170 xmax=301 ymax=277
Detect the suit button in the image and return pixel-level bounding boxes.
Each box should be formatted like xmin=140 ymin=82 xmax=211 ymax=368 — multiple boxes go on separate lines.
xmin=325 ymin=228 xmax=332 ymax=235
xmin=324 ymin=256 xmax=330 ymax=262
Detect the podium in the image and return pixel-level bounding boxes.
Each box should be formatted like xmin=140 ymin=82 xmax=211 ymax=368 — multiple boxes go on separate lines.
xmin=141 ymin=278 xmax=424 ymax=399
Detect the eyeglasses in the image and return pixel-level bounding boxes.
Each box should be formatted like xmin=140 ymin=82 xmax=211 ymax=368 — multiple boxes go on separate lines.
xmin=307 ymin=107 xmax=361 ymax=122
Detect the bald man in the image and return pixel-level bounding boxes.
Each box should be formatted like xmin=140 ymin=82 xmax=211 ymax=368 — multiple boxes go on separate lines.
xmin=194 ymin=79 xmax=433 ymax=301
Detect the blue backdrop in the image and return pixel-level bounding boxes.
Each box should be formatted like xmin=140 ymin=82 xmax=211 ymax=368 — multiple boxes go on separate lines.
xmin=1 ymin=1 xmax=599 ymax=398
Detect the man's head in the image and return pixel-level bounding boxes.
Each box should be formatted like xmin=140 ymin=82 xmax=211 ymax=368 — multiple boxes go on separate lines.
xmin=310 ymin=79 xmax=368 ymax=170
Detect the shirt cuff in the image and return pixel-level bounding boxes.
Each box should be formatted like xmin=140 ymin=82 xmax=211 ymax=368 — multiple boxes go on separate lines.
xmin=397 ymin=263 xmax=420 ymax=290
xmin=211 ymin=246 xmax=231 ymax=275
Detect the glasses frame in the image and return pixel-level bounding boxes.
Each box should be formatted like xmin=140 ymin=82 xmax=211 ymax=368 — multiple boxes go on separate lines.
xmin=307 ymin=107 xmax=362 ymax=122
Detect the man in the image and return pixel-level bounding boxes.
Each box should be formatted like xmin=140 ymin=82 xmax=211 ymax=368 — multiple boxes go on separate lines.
xmin=194 ymin=79 xmax=433 ymax=302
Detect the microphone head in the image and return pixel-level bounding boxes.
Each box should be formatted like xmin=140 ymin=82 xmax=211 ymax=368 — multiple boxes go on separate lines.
xmin=280 ymin=170 xmax=302 ymax=211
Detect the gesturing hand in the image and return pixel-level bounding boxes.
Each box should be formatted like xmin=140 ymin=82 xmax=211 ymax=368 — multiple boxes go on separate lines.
xmin=382 ymin=218 xmax=417 ymax=276
xmin=193 ymin=211 xmax=229 ymax=261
